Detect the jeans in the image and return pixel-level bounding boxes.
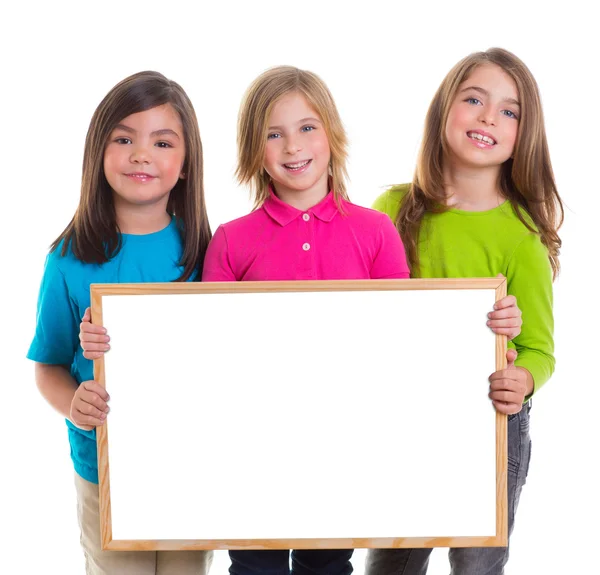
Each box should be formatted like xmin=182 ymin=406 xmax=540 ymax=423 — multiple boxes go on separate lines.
xmin=229 ymin=549 xmax=354 ymax=575
xmin=365 ymin=402 xmax=532 ymax=575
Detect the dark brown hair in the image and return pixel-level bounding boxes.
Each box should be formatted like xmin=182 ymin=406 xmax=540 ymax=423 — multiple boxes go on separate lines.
xmin=51 ymin=71 xmax=211 ymax=280
xmin=397 ymin=48 xmax=563 ymax=278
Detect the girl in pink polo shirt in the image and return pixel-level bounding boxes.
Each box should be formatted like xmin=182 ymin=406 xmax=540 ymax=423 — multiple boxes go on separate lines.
xmin=202 ymin=67 xmax=409 ymax=283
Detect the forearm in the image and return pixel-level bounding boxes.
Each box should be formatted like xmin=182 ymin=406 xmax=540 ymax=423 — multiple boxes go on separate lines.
xmin=35 ymin=363 xmax=78 ymax=421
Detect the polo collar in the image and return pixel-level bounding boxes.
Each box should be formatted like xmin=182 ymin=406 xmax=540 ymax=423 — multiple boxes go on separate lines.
xmin=263 ymin=188 xmax=341 ymax=227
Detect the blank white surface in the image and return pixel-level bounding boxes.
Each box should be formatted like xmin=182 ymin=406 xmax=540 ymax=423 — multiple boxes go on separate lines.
xmin=102 ymin=288 xmax=497 ymax=542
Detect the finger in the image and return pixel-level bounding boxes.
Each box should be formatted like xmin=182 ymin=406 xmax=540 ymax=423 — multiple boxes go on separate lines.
xmin=493 ymin=295 xmax=516 ymax=310
xmin=81 ymin=343 xmax=110 ymax=354
xmin=78 ymin=392 xmax=109 ymax=414
xmin=73 ymin=412 xmax=107 ymax=428
xmin=487 ymin=317 xmax=522 ymax=328
xmin=489 ymin=370 xmax=520 ymax=383
xmin=488 ymin=307 xmax=522 ymax=320
xmin=83 ymin=351 xmax=106 ymax=361
xmin=80 ymin=323 xmax=108 ymax=336
xmin=492 ymin=400 xmax=523 ymax=415
xmin=489 ymin=380 xmax=527 ymax=397
xmin=80 ymin=333 xmax=110 ymax=346
xmin=489 ymin=390 xmax=524 ymax=405
xmin=81 ymin=381 xmax=110 ymax=402
xmin=82 ymin=307 xmax=91 ymax=322
xmin=506 ymin=348 xmax=518 ymax=366
xmin=74 ymin=399 xmax=109 ymax=420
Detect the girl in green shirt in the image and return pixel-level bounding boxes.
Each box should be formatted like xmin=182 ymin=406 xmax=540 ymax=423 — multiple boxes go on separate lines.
xmin=367 ymin=47 xmax=563 ymax=575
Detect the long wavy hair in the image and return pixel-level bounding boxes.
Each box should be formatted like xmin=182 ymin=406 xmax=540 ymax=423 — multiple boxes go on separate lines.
xmin=51 ymin=71 xmax=211 ymax=280
xmin=397 ymin=48 xmax=563 ymax=278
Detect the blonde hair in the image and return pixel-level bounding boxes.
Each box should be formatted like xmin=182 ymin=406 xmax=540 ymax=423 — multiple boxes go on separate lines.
xmin=236 ymin=66 xmax=349 ymax=208
xmin=397 ymin=47 xmax=563 ymax=278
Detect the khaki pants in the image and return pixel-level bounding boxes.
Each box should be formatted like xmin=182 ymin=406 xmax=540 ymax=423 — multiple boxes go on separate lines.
xmin=75 ymin=473 xmax=213 ymax=575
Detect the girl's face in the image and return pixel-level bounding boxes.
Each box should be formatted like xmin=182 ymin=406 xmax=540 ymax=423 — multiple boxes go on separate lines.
xmin=104 ymin=104 xmax=186 ymax=210
xmin=264 ymin=91 xmax=331 ymax=200
xmin=444 ymin=63 xmax=520 ymax=171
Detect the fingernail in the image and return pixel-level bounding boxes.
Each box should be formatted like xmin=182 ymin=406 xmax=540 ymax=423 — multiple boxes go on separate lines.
xmin=104 ymin=344 xmax=110 ymax=350
xmin=105 ymin=336 xmax=110 ymax=342
xmin=101 ymin=413 xmax=106 ymax=419
xmin=487 ymin=312 xmax=492 ymax=318
xmin=486 ymin=320 xmax=491 ymax=326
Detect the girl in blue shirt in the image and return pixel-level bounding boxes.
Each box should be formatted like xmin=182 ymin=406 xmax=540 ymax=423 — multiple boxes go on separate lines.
xmin=27 ymin=71 xmax=212 ymax=574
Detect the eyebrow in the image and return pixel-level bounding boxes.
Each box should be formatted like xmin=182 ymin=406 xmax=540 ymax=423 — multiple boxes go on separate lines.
xmin=268 ymin=117 xmax=322 ymax=130
xmin=113 ymin=124 xmax=181 ymax=139
xmin=460 ymin=86 xmax=520 ymax=108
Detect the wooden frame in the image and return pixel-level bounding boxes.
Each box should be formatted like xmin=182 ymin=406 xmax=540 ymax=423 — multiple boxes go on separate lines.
xmin=92 ymin=278 xmax=507 ymax=551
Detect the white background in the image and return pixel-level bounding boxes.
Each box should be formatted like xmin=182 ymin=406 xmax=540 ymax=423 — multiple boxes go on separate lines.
xmin=2 ymin=1 xmax=598 ymax=574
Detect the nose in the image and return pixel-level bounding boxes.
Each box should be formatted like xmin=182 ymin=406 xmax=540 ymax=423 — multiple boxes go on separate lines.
xmin=283 ymin=135 xmax=301 ymax=155
xmin=130 ymin=143 xmax=151 ymax=164
xmin=478 ymin=105 xmax=497 ymax=127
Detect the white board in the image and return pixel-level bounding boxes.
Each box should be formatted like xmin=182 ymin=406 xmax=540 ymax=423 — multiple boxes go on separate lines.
xmin=94 ymin=280 xmax=505 ymax=548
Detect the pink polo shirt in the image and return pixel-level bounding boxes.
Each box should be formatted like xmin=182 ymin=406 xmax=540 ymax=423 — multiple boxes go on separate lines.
xmin=202 ymin=191 xmax=409 ymax=281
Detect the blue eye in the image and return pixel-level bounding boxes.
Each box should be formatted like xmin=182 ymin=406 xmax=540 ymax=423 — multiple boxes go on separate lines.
xmin=301 ymin=126 xmax=315 ymax=132
xmin=267 ymin=133 xmax=280 ymax=140
xmin=466 ymin=98 xmax=481 ymax=105
xmin=502 ymin=110 xmax=518 ymax=120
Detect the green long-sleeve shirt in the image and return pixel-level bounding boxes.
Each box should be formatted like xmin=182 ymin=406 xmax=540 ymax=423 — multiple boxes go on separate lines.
xmin=373 ymin=184 xmax=555 ymax=394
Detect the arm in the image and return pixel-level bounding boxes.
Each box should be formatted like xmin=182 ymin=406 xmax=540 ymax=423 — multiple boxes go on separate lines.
xmin=201 ymin=225 xmax=237 ymax=281
xmin=35 ymin=363 xmax=78 ymax=419
xmin=488 ymin=233 xmax=554 ymax=412
xmin=35 ymin=363 xmax=109 ymax=431
xmin=507 ymin=233 xmax=555 ymax=395
xmin=28 ymin=251 xmax=109 ymax=429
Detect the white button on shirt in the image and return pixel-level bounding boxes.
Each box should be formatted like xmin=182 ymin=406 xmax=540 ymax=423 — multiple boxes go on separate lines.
xmin=302 ymin=213 xmax=310 ymax=221
xmin=302 ymin=243 xmax=311 ymax=251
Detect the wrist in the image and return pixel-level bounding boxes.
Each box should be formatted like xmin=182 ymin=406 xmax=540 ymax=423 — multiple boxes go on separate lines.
xmin=516 ymin=366 xmax=534 ymax=399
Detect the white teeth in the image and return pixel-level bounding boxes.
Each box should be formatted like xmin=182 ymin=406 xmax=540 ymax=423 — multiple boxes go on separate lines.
xmin=285 ymin=160 xmax=310 ymax=169
xmin=468 ymin=132 xmax=495 ymax=145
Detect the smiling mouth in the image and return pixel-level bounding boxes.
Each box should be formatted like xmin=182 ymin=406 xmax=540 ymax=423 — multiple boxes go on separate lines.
xmin=467 ymin=132 xmax=496 ymax=145
xmin=125 ymin=173 xmax=156 ymax=180
xmin=283 ymin=160 xmax=311 ymax=171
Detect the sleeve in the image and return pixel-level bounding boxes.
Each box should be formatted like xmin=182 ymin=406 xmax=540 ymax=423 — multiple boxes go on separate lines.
xmin=27 ymin=251 xmax=80 ymax=366
xmin=370 ymin=213 xmax=410 ymax=279
xmin=507 ymin=233 xmax=555 ymax=394
xmin=201 ymin=225 xmax=237 ymax=281
xmin=371 ymin=190 xmax=392 ymax=215
xmin=371 ymin=185 xmax=406 ymax=221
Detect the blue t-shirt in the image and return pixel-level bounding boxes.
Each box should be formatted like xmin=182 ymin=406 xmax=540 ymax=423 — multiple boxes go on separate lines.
xmin=27 ymin=219 xmax=191 ymax=483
